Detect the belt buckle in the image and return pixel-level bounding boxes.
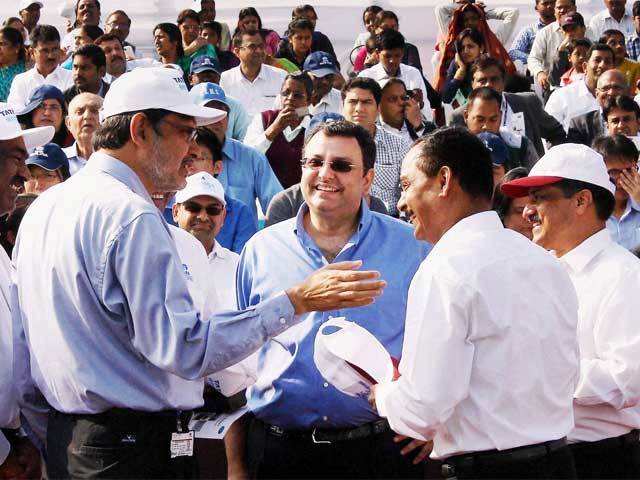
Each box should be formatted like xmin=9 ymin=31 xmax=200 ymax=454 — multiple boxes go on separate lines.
xmin=312 ymin=428 xmax=331 ymax=444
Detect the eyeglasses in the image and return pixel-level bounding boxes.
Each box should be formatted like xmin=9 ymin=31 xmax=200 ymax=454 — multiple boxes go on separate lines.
xmin=239 ymin=43 xmax=265 ymax=52
xmin=183 ymin=201 xmax=224 ymax=216
xmin=157 ymin=118 xmax=197 ymax=142
xmin=301 ymin=157 xmax=358 ymax=173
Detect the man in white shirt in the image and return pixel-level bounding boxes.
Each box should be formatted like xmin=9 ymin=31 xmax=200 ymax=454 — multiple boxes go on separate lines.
xmin=372 ymin=126 xmax=580 ymax=479
xmin=358 ymin=30 xmax=432 ymax=121
xmin=590 ymin=0 xmax=635 ymax=40
xmin=173 ymin=172 xmax=239 ymax=310
xmin=529 ymin=0 xmax=597 ymax=90
xmin=546 ymin=43 xmax=614 ymax=130
xmin=502 ymin=143 xmax=640 ymax=479
xmin=379 ymin=78 xmax=431 ymax=143
xmin=63 ymin=92 xmax=102 ymax=175
xmin=220 ymin=31 xmax=287 ymax=117
xmin=303 ymin=51 xmax=343 ymax=115
xmin=0 ymin=103 xmax=53 ymax=478
xmin=7 ymin=25 xmax=73 ymax=108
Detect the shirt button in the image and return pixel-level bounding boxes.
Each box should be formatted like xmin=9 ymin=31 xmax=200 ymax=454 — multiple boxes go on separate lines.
xmin=279 ymin=317 xmax=286 ymax=325
xmin=323 ymin=382 xmax=329 ymax=388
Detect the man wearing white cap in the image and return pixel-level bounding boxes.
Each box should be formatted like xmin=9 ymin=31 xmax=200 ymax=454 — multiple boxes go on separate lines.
xmin=0 ymin=102 xmax=53 ymax=478
xmin=372 ymin=127 xmax=579 ymax=479
xmin=11 ymin=67 xmax=385 ymax=478
xmin=173 ymin=171 xmax=239 ymax=310
xmin=501 ymin=143 xmax=640 ymax=479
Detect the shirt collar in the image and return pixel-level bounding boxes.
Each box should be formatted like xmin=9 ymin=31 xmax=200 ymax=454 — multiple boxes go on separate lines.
xmin=557 ymin=228 xmax=611 ymax=274
xmin=293 ymin=199 xmax=373 ymax=258
xmin=86 ymin=151 xmax=153 ymax=203
xmin=602 ymin=8 xmax=631 ymax=20
xmin=378 ymin=118 xmax=407 ymax=135
xmin=208 ymin=240 xmax=228 ymax=260
xmin=283 ymin=115 xmax=311 ymax=141
xmin=436 ymin=211 xmax=504 ymax=249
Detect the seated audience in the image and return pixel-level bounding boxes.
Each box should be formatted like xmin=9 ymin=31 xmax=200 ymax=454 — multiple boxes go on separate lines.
xmin=0 ymin=27 xmax=27 ymax=102
xmin=17 ymin=85 xmax=71 ymax=147
xmin=275 ymin=18 xmax=314 ymax=72
xmin=379 ymin=78 xmax=435 ymax=142
xmin=441 ymin=28 xmax=485 ymax=106
xmin=601 ymin=28 xmax=640 ymax=93
xmin=64 ymin=44 xmax=109 ymax=103
xmin=23 ymin=142 xmax=70 ymax=194
xmin=492 ymin=166 xmax=533 ymax=239
xmin=509 ymin=0 xmax=555 ymax=69
xmin=63 ymin=92 xmax=102 ymax=175
xmin=233 ymin=7 xmax=280 ymax=57
xmin=303 ymin=51 xmax=343 ymax=115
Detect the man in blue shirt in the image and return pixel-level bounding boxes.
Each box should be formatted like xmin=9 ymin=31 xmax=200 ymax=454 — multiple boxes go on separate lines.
xmin=190 ymin=82 xmax=283 ymax=227
xmin=11 ymin=68 xmax=386 ymax=479
xmin=509 ymin=0 xmax=556 ymax=65
xmin=593 ymin=134 xmax=640 ymax=250
xmin=222 ymin=120 xmax=430 ymax=478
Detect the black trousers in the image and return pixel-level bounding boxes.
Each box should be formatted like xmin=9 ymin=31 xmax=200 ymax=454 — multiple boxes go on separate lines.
xmin=570 ymin=431 xmax=640 ymax=479
xmin=46 ymin=409 xmax=197 ymax=479
xmin=246 ymin=417 xmax=426 ymax=479
xmin=442 ymin=442 xmax=577 ymax=479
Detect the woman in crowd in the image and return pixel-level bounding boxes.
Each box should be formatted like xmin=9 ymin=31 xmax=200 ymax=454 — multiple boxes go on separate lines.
xmin=234 ymin=8 xmax=280 ymax=57
xmin=244 ymin=72 xmax=313 ymax=189
xmin=17 ymin=85 xmax=72 ymax=147
xmin=492 ymin=167 xmax=533 ymax=240
xmin=177 ymin=9 xmax=218 ymax=71
xmin=0 ymin=27 xmax=27 ymax=102
xmin=275 ymin=18 xmax=315 ymax=72
xmin=434 ymin=2 xmax=515 ymax=92
xmin=353 ymin=5 xmax=383 ymax=50
xmin=441 ymin=28 xmax=485 ymax=106
xmin=153 ymin=22 xmax=196 ymax=78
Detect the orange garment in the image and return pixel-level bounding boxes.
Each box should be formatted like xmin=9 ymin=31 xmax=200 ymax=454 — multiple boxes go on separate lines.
xmin=434 ymin=3 xmax=515 ymax=92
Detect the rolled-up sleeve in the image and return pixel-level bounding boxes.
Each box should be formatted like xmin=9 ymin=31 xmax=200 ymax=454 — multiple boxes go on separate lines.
xmin=103 ymin=213 xmax=297 ymax=380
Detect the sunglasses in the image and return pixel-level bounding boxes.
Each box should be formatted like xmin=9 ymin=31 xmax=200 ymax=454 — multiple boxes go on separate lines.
xmin=183 ymin=201 xmax=224 ymax=216
xmin=301 ymin=157 xmax=357 ymax=173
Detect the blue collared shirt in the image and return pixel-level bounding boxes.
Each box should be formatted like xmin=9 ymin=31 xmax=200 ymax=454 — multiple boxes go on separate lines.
xmin=12 ymin=152 xmax=297 ymax=414
xmin=238 ymin=201 xmax=430 ymax=429
xmin=225 ymin=95 xmax=251 ymax=141
xmin=606 ymin=198 xmax=640 ymax=251
xmin=509 ymin=20 xmax=547 ymax=64
xmin=627 ymin=33 xmax=640 ymax=61
xmin=219 ymin=138 xmax=283 ymax=225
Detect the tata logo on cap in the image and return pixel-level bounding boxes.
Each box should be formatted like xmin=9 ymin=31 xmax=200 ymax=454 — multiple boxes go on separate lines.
xmin=173 ymin=77 xmax=188 ymax=92
xmin=319 ymin=56 xmax=332 ymax=66
xmin=32 ymin=146 xmax=48 ymax=157
xmin=0 ymin=108 xmax=15 ymax=117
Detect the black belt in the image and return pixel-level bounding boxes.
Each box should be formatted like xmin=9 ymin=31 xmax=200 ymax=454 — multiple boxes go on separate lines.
xmin=570 ymin=429 xmax=640 ymax=450
xmin=263 ymin=418 xmax=390 ymax=444
xmin=442 ymin=438 xmax=568 ymax=478
xmin=54 ymin=408 xmax=193 ymax=432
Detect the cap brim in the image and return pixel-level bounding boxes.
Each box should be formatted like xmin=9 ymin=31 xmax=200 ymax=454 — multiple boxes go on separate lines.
xmin=0 ymin=125 xmax=55 ymax=151
xmin=191 ymin=66 xmax=221 ymax=75
xmin=309 ymin=68 xmax=337 ymax=77
xmin=16 ymin=98 xmax=42 ymax=116
xmin=166 ymin=103 xmax=227 ymax=127
xmin=500 ymin=176 xmax=564 ymax=198
xmin=175 ymin=190 xmax=226 ymax=205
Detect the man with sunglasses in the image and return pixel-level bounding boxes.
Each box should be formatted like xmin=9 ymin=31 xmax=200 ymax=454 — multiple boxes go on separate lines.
xmin=173 ymin=171 xmax=239 ymax=310
xmin=593 ymin=134 xmax=640 ymax=251
xmin=502 ymin=143 xmax=640 ymax=479
xmin=221 ymin=120 xmax=430 ymax=479
xmin=12 ymin=67 xmax=386 ymax=478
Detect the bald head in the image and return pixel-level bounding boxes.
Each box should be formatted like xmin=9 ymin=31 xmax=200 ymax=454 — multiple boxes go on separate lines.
xmin=596 ymin=69 xmax=628 ymax=106
xmin=66 ymin=93 xmax=103 ymax=144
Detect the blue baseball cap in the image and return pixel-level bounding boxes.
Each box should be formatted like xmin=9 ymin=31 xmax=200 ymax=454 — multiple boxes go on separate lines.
xmin=16 ymin=85 xmax=65 ymax=116
xmin=26 ymin=143 xmax=69 ymax=172
xmin=303 ymin=51 xmax=338 ymax=78
xmin=190 ymin=55 xmax=221 ymax=75
xmin=189 ymin=82 xmax=229 ymax=108
xmin=305 ymin=112 xmax=345 ymax=140
xmin=477 ymin=132 xmax=510 ymax=167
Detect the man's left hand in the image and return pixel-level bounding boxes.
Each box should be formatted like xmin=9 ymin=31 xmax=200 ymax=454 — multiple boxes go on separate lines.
xmin=394 ymin=435 xmax=434 ymax=465
xmin=620 ymin=168 xmax=640 ymax=203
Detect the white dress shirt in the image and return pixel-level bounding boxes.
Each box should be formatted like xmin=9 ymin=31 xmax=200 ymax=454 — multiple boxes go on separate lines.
xmin=375 ymin=211 xmax=579 ymax=459
xmin=0 ymin=248 xmax=18 ymax=464
xmin=358 ymin=63 xmax=433 ymax=121
xmin=170 ymin=225 xmax=218 ymax=319
xmin=7 ymin=66 xmax=74 ymax=109
xmin=589 ymin=9 xmax=635 ymax=41
xmin=308 ymin=88 xmax=343 ymax=116
xmin=207 ymin=241 xmax=239 ymax=311
xmin=545 ymin=79 xmax=599 ymax=131
xmin=220 ymin=64 xmax=287 ymax=117
xmin=244 ymin=113 xmax=311 ymax=154
xmin=63 ymin=143 xmax=88 ymax=176
xmin=528 ymin=21 xmax=597 ymax=80
xmin=558 ymin=229 xmax=640 ymax=443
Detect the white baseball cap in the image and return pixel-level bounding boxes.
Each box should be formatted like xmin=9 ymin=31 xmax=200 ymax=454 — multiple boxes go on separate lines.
xmin=19 ymin=0 xmax=43 ymax=9
xmin=0 ymin=103 xmax=54 ymax=151
xmin=501 ymin=143 xmax=616 ymax=198
xmin=100 ymin=67 xmax=226 ymax=126
xmin=313 ymin=317 xmax=394 ymax=398
xmin=175 ymin=171 xmax=226 ymax=205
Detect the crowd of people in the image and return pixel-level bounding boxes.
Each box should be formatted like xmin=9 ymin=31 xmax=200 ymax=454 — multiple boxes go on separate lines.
xmin=1 ymin=0 xmax=640 ymax=479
